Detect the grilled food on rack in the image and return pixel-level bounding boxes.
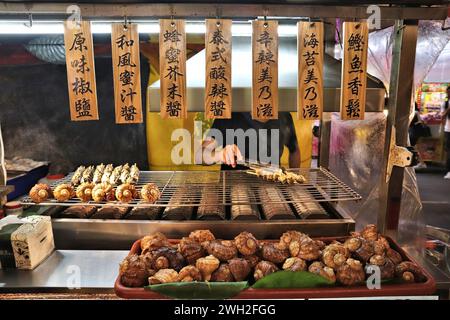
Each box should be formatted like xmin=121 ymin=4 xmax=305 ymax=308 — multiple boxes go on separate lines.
xmin=29 ymin=183 xmax=53 ymax=203
xmin=71 ymin=165 xmax=85 ymax=186
xmin=109 ymin=165 xmax=123 ymax=185
xmin=92 ymin=163 xmax=106 ymax=184
xmin=76 ymin=182 xmax=95 ymax=202
xmin=126 ymin=163 xmax=140 ymax=184
xmin=140 ymin=183 xmax=161 ymax=204
xmin=115 ymin=183 xmax=138 ymax=203
xmin=259 ymin=186 xmax=296 ymax=220
xmin=196 ymin=187 xmax=225 ymax=220
xmin=119 ymin=163 xmax=130 ymax=184
xmin=230 ymin=185 xmax=260 ymax=220
xmin=248 ymin=168 xmax=306 ymax=184
xmin=92 ymin=182 xmax=115 ymax=202
xmin=53 ymin=183 xmax=75 ymax=202
xmin=162 ymin=187 xmax=195 ymax=220
xmin=101 ymin=164 xmax=114 ymax=183
xmin=119 ymin=225 xmax=425 ymax=288
xmin=80 ymin=165 xmax=95 ymax=184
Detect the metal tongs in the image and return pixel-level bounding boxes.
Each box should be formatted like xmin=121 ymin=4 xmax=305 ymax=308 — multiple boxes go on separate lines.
xmin=240 ymin=159 xmax=285 ymax=175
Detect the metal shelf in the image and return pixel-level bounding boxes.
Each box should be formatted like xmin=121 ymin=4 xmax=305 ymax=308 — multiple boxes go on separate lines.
xmin=20 ymin=167 xmax=361 ymax=208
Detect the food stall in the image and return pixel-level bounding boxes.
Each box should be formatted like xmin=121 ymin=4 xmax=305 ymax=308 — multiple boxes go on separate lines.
xmin=0 ymin=1 xmax=449 ymax=300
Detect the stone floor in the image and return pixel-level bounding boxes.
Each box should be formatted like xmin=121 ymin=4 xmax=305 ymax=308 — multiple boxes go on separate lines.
xmin=416 ymin=170 xmax=450 ymax=230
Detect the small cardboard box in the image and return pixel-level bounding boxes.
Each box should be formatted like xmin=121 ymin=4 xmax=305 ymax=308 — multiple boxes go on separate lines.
xmin=0 ymin=215 xmax=54 ymax=270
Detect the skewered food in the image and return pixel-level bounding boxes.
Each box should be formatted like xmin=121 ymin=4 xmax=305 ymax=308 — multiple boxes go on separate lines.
xmin=189 ymin=229 xmax=216 ymax=244
xmin=289 ymin=238 xmax=322 ymax=261
xmin=76 ymin=182 xmax=95 ymax=202
xmin=101 ymin=164 xmax=114 ymax=183
xmin=140 ymin=183 xmax=161 ymax=204
xmin=80 ymin=165 xmax=95 ymax=184
xmin=71 ymin=165 xmax=85 ymax=185
xmin=53 ymin=183 xmax=75 ymax=202
xmin=365 ymin=254 xmax=395 ymax=280
xmin=211 ymin=263 xmax=234 ymax=282
xmin=150 ymin=247 xmax=185 ymax=272
xmin=29 ymin=183 xmax=53 ymax=203
xmin=336 ymin=258 xmax=365 ymax=286
xmin=228 ymin=258 xmax=252 ymax=281
xmin=141 ymin=232 xmax=170 ymax=254
xmin=178 ymin=237 xmax=206 ymax=265
xmin=283 ymin=257 xmax=307 ymax=272
xmin=120 ymin=254 xmax=150 ymax=287
xmin=109 ymin=165 xmax=123 ymax=185
xmin=148 ymin=269 xmax=179 ymax=285
xmin=92 ymin=163 xmax=106 ymax=184
xmin=115 ymin=183 xmax=138 ymax=203
xmin=178 ymin=266 xmax=202 ymax=282
xmin=261 ymin=242 xmax=289 ymax=264
xmin=249 ymin=168 xmax=306 ymax=184
xmin=234 ymin=231 xmax=259 ymax=256
xmin=196 ymin=255 xmax=220 ymax=281
xmin=92 ymin=182 xmax=114 ymax=202
xmin=254 ymin=261 xmax=279 ymax=281
xmin=59 ymin=205 xmax=96 ymax=219
xmin=395 ymin=261 xmax=427 ymax=283
xmin=126 ymin=163 xmax=140 ymax=184
xmin=205 ymin=240 xmax=238 ymax=262
xmin=308 ymin=261 xmax=336 ymax=283
xmin=322 ymin=243 xmax=350 ymax=270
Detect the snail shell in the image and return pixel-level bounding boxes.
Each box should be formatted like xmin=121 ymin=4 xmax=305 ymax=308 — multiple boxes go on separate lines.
xmin=53 ymin=184 xmax=75 ymax=202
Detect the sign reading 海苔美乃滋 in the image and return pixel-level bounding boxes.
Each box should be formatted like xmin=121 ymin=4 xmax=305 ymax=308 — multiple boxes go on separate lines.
xmin=252 ymin=20 xmax=278 ymax=120
xmin=205 ymin=19 xmax=232 ymax=119
xmin=298 ymin=21 xmax=324 ymax=120
xmin=64 ymin=20 xmax=99 ymax=121
xmin=159 ymin=19 xmax=187 ymax=119
xmin=111 ymin=23 xmax=143 ymax=124
xmin=340 ymin=21 xmax=368 ymax=120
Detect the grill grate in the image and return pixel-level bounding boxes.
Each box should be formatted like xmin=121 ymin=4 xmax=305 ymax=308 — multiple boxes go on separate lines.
xmin=20 ymin=167 xmax=361 ymax=208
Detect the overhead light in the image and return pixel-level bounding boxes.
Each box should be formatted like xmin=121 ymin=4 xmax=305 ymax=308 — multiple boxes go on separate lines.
xmin=0 ymin=21 xmax=298 ymax=36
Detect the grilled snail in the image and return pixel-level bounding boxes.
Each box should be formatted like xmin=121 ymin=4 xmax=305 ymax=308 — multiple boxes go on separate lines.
xmin=76 ymin=182 xmax=95 ymax=202
xmin=140 ymin=183 xmax=161 ymax=204
xmin=29 ymin=183 xmax=53 ymax=203
xmin=115 ymin=183 xmax=138 ymax=203
xmin=53 ymin=183 xmax=75 ymax=202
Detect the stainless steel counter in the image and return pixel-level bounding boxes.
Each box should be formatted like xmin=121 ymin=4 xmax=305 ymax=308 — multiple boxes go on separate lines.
xmin=0 ymin=250 xmax=128 ymax=293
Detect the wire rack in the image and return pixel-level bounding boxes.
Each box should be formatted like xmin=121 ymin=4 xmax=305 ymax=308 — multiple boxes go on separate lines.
xmin=20 ymin=167 xmax=361 ymax=208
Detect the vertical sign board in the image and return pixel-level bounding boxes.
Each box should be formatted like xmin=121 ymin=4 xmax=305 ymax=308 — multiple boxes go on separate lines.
xmin=298 ymin=21 xmax=324 ymax=120
xmin=205 ymin=19 xmax=232 ymax=119
xmin=159 ymin=19 xmax=187 ymax=119
xmin=252 ymin=20 xmax=278 ymax=120
xmin=64 ymin=20 xmax=99 ymax=121
xmin=340 ymin=21 xmax=368 ymax=120
xmin=111 ymin=23 xmax=143 ymax=124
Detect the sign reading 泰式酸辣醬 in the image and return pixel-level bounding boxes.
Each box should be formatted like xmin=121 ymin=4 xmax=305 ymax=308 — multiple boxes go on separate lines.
xmin=298 ymin=21 xmax=324 ymax=120
xmin=111 ymin=23 xmax=143 ymax=124
xmin=205 ymin=19 xmax=232 ymax=119
xmin=64 ymin=20 xmax=99 ymax=121
xmin=252 ymin=20 xmax=278 ymax=120
xmin=159 ymin=19 xmax=187 ymax=119
xmin=340 ymin=21 xmax=368 ymax=120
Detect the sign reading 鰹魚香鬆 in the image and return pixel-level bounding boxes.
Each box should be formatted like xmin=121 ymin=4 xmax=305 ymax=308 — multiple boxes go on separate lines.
xmin=64 ymin=20 xmax=99 ymax=121
xmin=159 ymin=19 xmax=187 ymax=119
xmin=298 ymin=21 xmax=323 ymax=120
xmin=111 ymin=23 xmax=143 ymax=124
xmin=340 ymin=21 xmax=368 ymax=120
xmin=252 ymin=20 xmax=278 ymax=120
xmin=205 ymin=19 xmax=232 ymax=119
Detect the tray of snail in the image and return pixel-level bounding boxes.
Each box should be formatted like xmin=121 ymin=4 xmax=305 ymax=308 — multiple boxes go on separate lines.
xmin=114 ymin=224 xmax=436 ymax=299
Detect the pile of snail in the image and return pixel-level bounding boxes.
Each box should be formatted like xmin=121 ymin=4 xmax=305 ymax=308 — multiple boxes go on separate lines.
xmin=119 ymin=225 xmax=427 ymax=288
xmin=28 ymin=163 xmax=161 ymax=204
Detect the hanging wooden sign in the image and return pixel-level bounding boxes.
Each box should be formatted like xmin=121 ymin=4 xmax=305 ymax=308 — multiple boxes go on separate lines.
xmin=298 ymin=21 xmax=324 ymax=120
xmin=111 ymin=23 xmax=143 ymax=124
xmin=252 ymin=20 xmax=278 ymax=120
xmin=159 ymin=19 xmax=187 ymax=119
xmin=63 ymin=20 xmax=99 ymax=121
xmin=340 ymin=21 xmax=368 ymax=120
xmin=205 ymin=19 xmax=232 ymax=119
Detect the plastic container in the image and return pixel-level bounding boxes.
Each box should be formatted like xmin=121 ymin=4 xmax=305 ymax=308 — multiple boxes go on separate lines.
xmin=115 ymin=236 xmax=436 ymax=299
xmin=4 ymin=201 xmax=23 ymax=216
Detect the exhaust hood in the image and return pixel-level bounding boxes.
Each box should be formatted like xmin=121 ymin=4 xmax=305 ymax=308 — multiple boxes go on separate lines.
xmin=149 ymin=36 xmax=385 ymax=113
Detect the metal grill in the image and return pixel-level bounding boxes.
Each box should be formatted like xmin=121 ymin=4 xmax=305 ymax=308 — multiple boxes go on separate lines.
xmin=20 ymin=167 xmax=361 ymax=208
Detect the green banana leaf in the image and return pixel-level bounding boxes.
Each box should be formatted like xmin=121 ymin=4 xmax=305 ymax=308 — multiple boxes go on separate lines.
xmin=145 ymin=281 xmax=248 ymax=300
xmin=252 ymin=271 xmax=335 ymax=289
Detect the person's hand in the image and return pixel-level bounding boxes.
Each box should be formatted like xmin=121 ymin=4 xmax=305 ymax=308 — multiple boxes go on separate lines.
xmin=216 ymin=144 xmax=243 ymax=168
